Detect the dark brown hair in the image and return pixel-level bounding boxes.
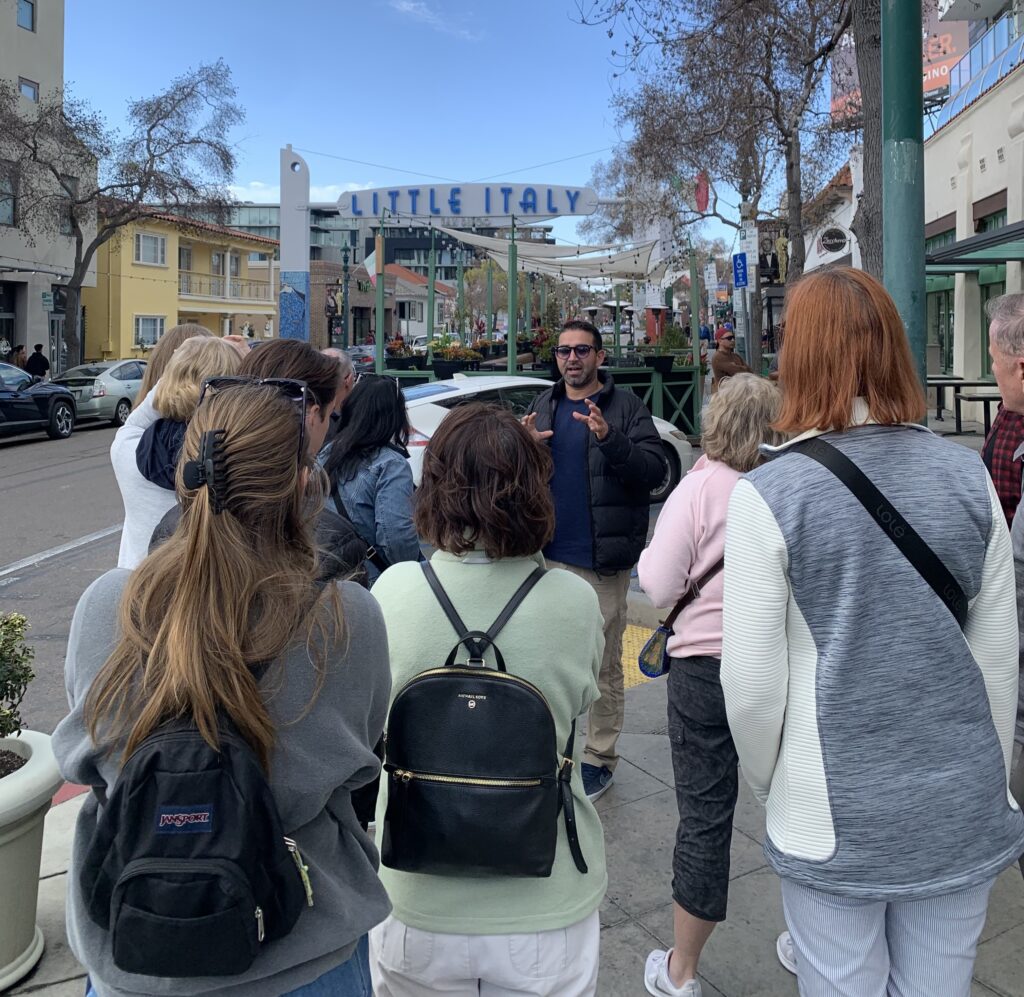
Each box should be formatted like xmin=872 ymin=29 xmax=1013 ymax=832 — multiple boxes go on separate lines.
xmin=415 ymin=403 xmax=555 ymax=559
xmin=776 ymin=266 xmax=925 ymax=433
xmin=241 ymin=339 xmax=341 ymax=409
xmin=561 ymin=319 xmax=603 ymax=351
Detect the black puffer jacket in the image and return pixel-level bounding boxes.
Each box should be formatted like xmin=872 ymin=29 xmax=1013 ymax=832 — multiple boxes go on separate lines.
xmin=527 ymin=372 xmax=665 ymax=573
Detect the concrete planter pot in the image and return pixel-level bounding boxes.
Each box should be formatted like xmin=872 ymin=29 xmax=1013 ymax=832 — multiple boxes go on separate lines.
xmin=0 ymin=730 xmax=63 ymax=991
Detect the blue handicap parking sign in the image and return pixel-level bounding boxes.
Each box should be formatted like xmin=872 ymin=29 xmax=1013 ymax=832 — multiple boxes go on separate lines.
xmin=732 ymin=252 xmax=748 ymax=289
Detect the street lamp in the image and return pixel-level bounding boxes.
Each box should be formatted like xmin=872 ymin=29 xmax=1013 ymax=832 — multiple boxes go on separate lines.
xmin=341 ymin=244 xmax=350 ymax=350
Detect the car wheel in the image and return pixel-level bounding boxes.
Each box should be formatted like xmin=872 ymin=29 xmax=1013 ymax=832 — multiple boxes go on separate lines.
xmin=47 ymin=400 xmax=75 ymax=439
xmin=112 ymin=398 xmax=132 ymax=426
xmin=649 ymin=443 xmax=680 ymax=504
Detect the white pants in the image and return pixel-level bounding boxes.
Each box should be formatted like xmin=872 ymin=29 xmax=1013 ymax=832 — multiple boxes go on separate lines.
xmin=369 ymin=910 xmax=600 ymax=997
xmin=781 ymin=877 xmax=995 ymax=997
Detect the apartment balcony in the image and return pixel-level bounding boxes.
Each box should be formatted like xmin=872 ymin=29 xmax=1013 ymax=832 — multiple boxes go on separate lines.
xmin=178 ymin=270 xmax=275 ymax=312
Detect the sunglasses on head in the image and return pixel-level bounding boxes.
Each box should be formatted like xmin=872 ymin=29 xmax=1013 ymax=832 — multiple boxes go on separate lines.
xmin=356 ymin=371 xmax=403 ymax=396
xmin=554 ymin=344 xmax=597 ymax=359
xmin=197 ymin=375 xmax=310 ymax=462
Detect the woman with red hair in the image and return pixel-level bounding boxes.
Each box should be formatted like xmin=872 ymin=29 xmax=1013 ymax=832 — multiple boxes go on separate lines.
xmin=720 ymin=267 xmax=1023 ymax=996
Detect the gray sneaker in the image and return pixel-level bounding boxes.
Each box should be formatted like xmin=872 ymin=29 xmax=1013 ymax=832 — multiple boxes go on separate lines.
xmin=581 ymin=762 xmax=614 ymax=801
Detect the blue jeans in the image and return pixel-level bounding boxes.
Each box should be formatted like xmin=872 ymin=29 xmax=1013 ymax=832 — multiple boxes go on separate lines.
xmin=85 ymin=936 xmax=372 ymax=997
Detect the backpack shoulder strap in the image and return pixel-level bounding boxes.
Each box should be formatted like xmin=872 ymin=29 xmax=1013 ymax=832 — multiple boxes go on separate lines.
xmin=789 ymin=437 xmax=968 ymax=629
xmin=330 ymin=476 xmax=392 ymax=574
xmin=556 ymin=718 xmax=588 ymax=874
xmin=421 ymin=563 xmax=546 ymax=663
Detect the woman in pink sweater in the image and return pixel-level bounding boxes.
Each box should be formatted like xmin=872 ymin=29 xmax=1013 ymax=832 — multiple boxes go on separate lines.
xmin=638 ymin=373 xmax=783 ymax=997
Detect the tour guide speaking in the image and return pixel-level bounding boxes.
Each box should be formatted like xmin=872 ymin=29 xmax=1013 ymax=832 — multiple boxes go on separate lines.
xmin=523 ymin=319 xmax=665 ymax=801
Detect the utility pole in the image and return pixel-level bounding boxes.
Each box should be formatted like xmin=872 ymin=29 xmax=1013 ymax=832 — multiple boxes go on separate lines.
xmin=882 ymin=0 xmax=926 ymax=387
xmin=540 ymin=276 xmax=547 ymax=329
xmin=524 ymin=272 xmax=533 ymax=340
xmin=688 ymin=246 xmax=700 ymax=349
xmin=486 ymin=261 xmax=493 ymax=334
xmin=456 ymin=244 xmax=465 ymax=341
xmin=613 ymin=283 xmax=622 ymax=363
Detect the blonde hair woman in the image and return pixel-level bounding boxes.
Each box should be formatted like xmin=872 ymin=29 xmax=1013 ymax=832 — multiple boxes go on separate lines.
xmin=55 ymin=381 xmax=391 ymax=996
xmin=637 ymin=374 xmax=784 ymax=997
xmin=112 ymin=337 xmax=240 ymax=568
xmin=134 ymin=323 xmax=212 ymax=409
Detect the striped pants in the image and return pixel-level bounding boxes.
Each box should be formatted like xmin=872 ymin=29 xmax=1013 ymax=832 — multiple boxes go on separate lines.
xmin=781 ymin=877 xmax=995 ymax=997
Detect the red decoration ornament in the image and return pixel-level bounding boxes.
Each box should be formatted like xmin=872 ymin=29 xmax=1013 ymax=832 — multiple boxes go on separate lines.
xmin=695 ymin=172 xmax=710 ymax=214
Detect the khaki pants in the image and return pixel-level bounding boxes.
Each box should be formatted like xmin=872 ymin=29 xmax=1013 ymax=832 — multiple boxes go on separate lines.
xmin=547 ymin=561 xmax=631 ymax=772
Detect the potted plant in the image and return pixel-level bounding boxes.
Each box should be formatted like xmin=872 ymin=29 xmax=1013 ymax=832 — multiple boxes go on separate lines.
xmin=534 ymin=339 xmax=558 ymax=378
xmin=0 ymin=613 xmax=63 ymax=991
xmin=385 ymin=342 xmax=417 ymax=371
xmin=431 ymin=345 xmax=483 ymax=380
xmin=645 ymin=324 xmax=685 ymax=374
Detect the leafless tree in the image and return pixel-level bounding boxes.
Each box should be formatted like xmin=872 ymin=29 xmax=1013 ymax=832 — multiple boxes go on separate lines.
xmin=0 ymin=60 xmax=243 ymax=361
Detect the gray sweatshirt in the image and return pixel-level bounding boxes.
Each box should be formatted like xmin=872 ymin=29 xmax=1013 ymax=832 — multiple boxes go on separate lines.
xmin=52 ymin=570 xmax=392 ymax=997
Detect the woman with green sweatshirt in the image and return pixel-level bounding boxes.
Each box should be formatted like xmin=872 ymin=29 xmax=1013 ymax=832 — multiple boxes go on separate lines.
xmin=370 ymin=403 xmax=608 ymax=997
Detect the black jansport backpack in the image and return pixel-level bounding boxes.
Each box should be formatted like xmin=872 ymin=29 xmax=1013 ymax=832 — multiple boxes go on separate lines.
xmin=380 ymin=563 xmax=588 ymax=878
xmin=80 ymin=710 xmax=311 ymax=978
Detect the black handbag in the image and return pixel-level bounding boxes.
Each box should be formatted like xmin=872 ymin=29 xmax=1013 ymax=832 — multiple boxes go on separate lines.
xmin=788 ymin=437 xmax=967 ymax=627
xmin=380 ymin=563 xmax=588 ymax=878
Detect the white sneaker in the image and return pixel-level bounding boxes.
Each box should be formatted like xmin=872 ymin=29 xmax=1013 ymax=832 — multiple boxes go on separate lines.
xmin=644 ymin=949 xmax=702 ymax=997
xmin=776 ymin=931 xmax=797 ymax=974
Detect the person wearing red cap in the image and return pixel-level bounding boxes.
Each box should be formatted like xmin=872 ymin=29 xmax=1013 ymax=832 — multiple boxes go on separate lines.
xmin=710 ymin=325 xmax=752 ymax=394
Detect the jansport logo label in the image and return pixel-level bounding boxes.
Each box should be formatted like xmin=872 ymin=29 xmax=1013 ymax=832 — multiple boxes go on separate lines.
xmin=155 ymin=805 xmax=214 ymax=834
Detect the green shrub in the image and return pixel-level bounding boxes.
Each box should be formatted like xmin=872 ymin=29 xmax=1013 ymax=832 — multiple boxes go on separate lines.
xmin=0 ymin=613 xmax=35 ymax=739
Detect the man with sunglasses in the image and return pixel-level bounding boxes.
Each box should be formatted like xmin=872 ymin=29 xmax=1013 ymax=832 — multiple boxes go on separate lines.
xmin=523 ymin=319 xmax=665 ymax=801
xmin=710 ymin=324 xmax=752 ymax=394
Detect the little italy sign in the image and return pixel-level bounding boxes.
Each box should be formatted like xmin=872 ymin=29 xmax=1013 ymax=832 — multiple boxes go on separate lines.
xmin=336 ymin=183 xmax=600 ymax=222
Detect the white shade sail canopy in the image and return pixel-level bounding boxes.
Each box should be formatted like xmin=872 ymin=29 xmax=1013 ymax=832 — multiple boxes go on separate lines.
xmin=434 ymin=224 xmax=619 ymax=259
xmin=486 ymin=241 xmax=659 ymax=281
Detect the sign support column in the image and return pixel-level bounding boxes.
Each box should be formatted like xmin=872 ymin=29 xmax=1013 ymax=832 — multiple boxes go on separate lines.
xmin=506 ymin=219 xmax=518 ymax=375
xmin=427 ymin=226 xmax=436 ymax=365
xmin=882 ymin=0 xmax=926 ymax=387
xmin=374 ymin=225 xmax=385 ymax=374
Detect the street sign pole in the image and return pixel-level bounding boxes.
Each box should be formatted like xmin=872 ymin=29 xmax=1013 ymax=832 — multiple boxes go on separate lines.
xmin=427 ymin=226 xmax=436 ymax=365
xmin=732 ymin=253 xmax=750 ymax=362
xmin=507 ymin=220 xmax=518 ymax=375
xmin=882 ymin=0 xmax=926 ymax=387
xmin=374 ymin=227 xmax=385 ymax=374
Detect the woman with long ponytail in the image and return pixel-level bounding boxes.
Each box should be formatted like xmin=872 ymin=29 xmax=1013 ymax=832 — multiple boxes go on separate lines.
xmin=54 ymin=380 xmax=391 ymax=997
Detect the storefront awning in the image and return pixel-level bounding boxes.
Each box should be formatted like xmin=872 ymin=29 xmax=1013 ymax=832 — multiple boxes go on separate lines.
xmin=925 ymin=220 xmax=1024 ymax=270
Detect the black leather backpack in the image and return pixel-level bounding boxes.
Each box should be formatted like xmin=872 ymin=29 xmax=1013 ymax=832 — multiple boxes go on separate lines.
xmin=380 ymin=563 xmax=588 ymax=878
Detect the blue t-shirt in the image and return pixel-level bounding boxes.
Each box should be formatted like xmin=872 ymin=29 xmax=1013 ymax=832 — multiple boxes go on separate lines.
xmin=543 ymin=395 xmax=596 ymax=569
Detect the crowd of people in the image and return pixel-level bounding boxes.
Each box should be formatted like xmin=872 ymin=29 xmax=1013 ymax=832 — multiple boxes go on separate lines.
xmin=47 ymin=265 xmax=1024 ymax=997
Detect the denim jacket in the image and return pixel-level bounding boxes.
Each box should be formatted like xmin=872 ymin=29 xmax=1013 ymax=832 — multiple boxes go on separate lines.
xmin=325 ymin=446 xmax=420 ymax=583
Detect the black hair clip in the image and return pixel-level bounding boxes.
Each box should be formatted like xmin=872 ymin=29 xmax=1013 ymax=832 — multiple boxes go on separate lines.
xmin=182 ymin=429 xmax=228 ymax=514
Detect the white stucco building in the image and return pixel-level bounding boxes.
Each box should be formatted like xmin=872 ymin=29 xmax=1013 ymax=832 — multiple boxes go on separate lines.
xmin=0 ymin=0 xmax=96 ymax=372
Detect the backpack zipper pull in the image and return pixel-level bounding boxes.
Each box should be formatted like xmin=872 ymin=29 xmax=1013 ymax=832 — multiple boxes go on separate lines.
xmin=284 ymin=836 xmax=315 ymax=908
xmin=255 ymin=905 xmax=265 ymax=942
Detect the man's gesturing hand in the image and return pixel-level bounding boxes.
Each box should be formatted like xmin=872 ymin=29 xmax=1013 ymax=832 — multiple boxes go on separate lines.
xmin=521 ymin=412 xmax=554 ymax=442
xmin=572 ymin=399 xmax=609 ymax=440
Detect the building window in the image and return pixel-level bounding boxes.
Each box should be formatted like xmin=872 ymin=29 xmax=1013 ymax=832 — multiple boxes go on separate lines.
xmin=18 ymin=78 xmax=39 ymax=102
xmin=134 ymin=315 xmax=165 ymax=348
xmin=134 ymin=232 xmax=167 ymax=266
xmin=17 ymin=0 xmax=35 ymax=31
xmin=0 ymin=165 xmax=15 ymax=227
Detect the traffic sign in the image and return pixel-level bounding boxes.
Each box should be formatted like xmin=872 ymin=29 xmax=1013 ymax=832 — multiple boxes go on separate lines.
xmin=732 ymin=253 xmax=748 ymax=289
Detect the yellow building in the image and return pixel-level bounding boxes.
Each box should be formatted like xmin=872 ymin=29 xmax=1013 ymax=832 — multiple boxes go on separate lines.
xmin=83 ymin=211 xmax=278 ymax=360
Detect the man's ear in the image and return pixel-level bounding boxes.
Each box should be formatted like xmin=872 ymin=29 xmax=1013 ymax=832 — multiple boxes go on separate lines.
xmin=1016 ymin=356 xmax=1024 ymax=390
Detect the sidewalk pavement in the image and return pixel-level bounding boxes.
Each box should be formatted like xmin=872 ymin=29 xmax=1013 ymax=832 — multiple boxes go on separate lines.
xmin=13 ymin=413 xmax=1018 ymax=997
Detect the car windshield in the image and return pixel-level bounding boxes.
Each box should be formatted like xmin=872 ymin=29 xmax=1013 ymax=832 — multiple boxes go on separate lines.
xmin=58 ymin=365 xmax=108 ymax=379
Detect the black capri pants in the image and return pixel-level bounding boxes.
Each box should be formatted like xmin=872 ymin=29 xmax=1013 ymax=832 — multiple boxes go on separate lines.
xmin=667 ymin=654 xmax=739 ymax=922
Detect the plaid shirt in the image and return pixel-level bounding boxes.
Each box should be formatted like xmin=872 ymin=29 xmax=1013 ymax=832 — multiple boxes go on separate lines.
xmin=982 ymin=406 xmax=1024 ymax=527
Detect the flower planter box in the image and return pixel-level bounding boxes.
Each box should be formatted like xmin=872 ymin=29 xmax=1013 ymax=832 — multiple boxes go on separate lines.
xmin=0 ymin=730 xmax=63 ymax=991
xmin=385 ymin=356 xmax=416 ymax=371
xmin=431 ymin=360 xmax=467 ymax=380
xmin=644 ymin=355 xmax=675 ymax=375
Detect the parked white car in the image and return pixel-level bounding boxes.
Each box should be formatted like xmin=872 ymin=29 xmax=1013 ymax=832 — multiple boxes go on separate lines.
xmin=410 ymin=334 xmax=462 ymax=355
xmin=401 ymin=374 xmax=694 ymax=503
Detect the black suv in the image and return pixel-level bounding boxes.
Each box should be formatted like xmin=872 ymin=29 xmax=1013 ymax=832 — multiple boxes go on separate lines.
xmin=0 ymin=362 xmax=77 ymax=440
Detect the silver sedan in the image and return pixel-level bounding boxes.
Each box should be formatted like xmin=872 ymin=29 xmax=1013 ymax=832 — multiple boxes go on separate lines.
xmin=53 ymin=360 xmax=147 ymax=426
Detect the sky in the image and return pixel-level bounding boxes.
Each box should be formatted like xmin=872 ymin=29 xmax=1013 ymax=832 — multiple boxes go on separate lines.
xmin=63 ymin=0 xmax=638 ymax=245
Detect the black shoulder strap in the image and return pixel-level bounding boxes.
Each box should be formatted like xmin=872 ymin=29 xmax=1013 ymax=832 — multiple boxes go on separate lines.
xmin=662 ymin=556 xmax=725 ymax=631
xmin=420 ymin=562 xmax=546 ymax=661
xmin=556 ymin=719 xmax=588 ymax=874
xmin=329 ymin=476 xmax=391 ymax=574
xmin=791 ymin=437 xmax=968 ymax=629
